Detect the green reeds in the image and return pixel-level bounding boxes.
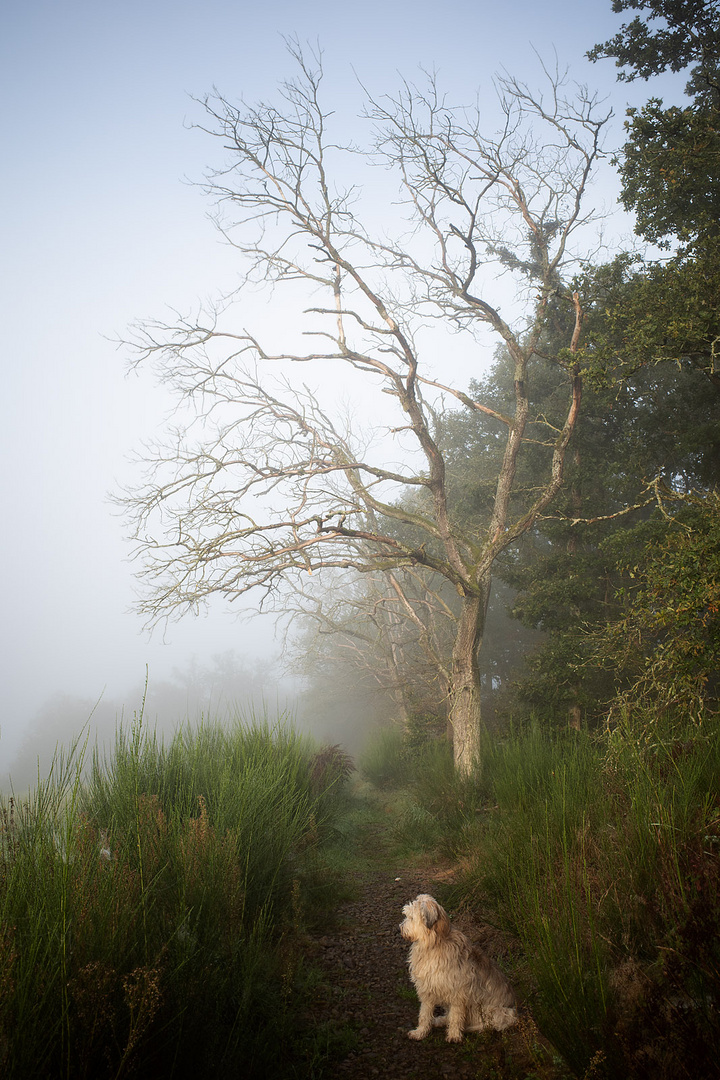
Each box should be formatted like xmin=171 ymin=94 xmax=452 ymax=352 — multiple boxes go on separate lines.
xmin=0 ymin=710 xmax=353 ymax=1079
xmin=454 ymin=717 xmax=720 ymax=1077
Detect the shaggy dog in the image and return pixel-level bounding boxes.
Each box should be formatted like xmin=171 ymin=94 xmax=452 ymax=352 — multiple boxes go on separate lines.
xmin=400 ymin=893 xmax=518 ymax=1043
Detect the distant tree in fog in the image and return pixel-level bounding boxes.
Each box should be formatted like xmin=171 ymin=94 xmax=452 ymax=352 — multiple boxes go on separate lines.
xmin=287 ymin=564 xmax=537 ymax=739
xmin=285 ymin=567 xmax=455 ymax=726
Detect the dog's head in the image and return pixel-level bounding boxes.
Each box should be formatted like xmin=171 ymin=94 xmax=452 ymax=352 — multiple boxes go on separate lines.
xmin=399 ymin=893 xmax=450 ymax=943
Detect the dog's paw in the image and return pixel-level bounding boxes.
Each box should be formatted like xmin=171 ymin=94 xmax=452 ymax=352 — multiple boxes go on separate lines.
xmin=408 ymin=1028 xmax=429 ymax=1040
xmin=446 ymin=1031 xmax=463 ymax=1043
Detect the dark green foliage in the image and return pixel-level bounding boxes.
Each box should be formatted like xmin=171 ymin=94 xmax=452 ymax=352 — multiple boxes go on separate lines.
xmin=591 ymin=491 xmax=720 ymax=719
xmin=472 ymin=0 xmax=720 ymax=730
xmin=578 ymin=252 xmax=720 ymax=395
xmin=500 ymin=0 xmax=720 ymax=731
xmin=589 ymin=1 xmax=720 ymax=84
xmin=590 ymin=0 xmax=720 ymax=249
xmin=452 ymin=324 xmax=720 ymax=727
xmin=617 ymin=100 xmax=720 ymax=247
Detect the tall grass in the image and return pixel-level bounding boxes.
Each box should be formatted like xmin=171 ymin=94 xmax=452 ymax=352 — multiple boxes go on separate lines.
xmin=0 ymin=710 xmax=353 ymax=1079
xmin=358 ymin=725 xmax=412 ymax=790
xmin=359 ymin=726 xmax=485 ymax=855
xmin=459 ymin=717 xmax=720 ymax=1078
xmin=461 ymin=728 xmax=614 ymax=1074
xmin=361 ymin=716 xmax=720 ymax=1077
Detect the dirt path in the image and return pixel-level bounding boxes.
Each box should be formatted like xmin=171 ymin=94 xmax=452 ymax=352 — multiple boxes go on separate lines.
xmin=307 ymin=830 xmax=563 ymax=1080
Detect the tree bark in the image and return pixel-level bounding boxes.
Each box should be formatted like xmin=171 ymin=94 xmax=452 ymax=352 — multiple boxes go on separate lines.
xmin=448 ymin=588 xmax=489 ymax=775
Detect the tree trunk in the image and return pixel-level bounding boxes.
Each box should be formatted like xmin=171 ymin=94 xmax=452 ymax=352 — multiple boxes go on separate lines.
xmin=448 ymin=590 xmax=488 ymax=775
xmin=568 ymin=700 xmax=582 ymax=731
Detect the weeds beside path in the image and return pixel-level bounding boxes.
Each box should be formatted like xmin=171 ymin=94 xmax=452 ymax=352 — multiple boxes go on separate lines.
xmin=307 ymin=798 xmax=566 ymax=1080
xmin=7 ymin=718 xmax=719 ymax=1078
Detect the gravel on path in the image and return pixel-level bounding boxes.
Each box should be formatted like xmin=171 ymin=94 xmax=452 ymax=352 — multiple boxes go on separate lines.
xmin=307 ymin=860 xmax=562 ymax=1080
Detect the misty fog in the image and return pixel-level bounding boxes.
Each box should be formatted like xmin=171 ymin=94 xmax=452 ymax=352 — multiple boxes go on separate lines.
xmin=2 ymin=650 xmax=410 ymax=796
xmin=1 ymin=0 xmax=685 ymax=796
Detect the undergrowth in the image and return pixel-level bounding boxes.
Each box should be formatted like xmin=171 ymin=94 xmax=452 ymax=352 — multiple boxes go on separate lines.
xmin=360 ymin=713 xmax=720 ymax=1078
xmin=0 ymin=711 xmax=355 ymax=1079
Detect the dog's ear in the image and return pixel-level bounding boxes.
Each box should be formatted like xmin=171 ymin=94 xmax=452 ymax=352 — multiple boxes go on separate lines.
xmin=418 ymin=895 xmax=441 ymax=928
xmin=418 ymin=894 xmax=450 ymax=937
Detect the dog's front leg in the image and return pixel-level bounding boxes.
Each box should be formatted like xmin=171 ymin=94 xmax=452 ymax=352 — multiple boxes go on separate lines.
xmin=445 ymin=1002 xmax=466 ymax=1043
xmin=408 ymin=999 xmax=435 ymax=1040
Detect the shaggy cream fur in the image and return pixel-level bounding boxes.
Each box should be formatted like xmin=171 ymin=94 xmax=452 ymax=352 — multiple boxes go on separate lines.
xmin=400 ymin=893 xmax=517 ymax=1043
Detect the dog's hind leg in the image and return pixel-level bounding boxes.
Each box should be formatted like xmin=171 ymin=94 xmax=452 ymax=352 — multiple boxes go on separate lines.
xmin=408 ymin=1000 xmax=435 ymax=1040
xmin=465 ymin=1003 xmax=517 ymax=1033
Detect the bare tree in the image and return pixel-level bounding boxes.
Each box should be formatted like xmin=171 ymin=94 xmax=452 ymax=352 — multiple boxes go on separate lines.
xmin=122 ymin=45 xmax=609 ymax=773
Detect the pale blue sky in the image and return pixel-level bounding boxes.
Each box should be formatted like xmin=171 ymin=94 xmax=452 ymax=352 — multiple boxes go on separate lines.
xmin=0 ymin=0 xmax=683 ymax=767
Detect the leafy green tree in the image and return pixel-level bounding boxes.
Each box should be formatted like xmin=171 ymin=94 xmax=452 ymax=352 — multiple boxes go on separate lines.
xmin=591 ymin=491 xmax=720 ymax=722
xmin=589 ymin=0 xmax=720 ymax=248
xmin=466 ymin=283 xmax=720 ymax=727
xmin=578 ymin=253 xmax=720 ymax=392
xmin=586 ymin=2 xmax=720 ymax=385
xmin=589 ymin=0 xmax=720 ymax=81
xmin=496 ymin=0 xmax=720 ymax=728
